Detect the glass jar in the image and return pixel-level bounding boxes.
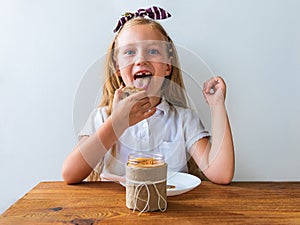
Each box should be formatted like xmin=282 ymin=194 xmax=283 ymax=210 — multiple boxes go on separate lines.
xmin=126 ymin=152 xmax=168 ymax=212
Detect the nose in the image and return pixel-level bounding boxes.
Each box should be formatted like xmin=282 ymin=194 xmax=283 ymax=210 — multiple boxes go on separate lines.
xmin=135 ymin=51 xmax=148 ymax=65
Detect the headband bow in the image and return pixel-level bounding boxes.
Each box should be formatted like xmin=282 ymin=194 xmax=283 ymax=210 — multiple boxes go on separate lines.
xmin=113 ymin=6 xmax=171 ymax=33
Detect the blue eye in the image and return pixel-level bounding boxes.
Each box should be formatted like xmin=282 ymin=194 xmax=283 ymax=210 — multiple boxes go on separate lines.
xmin=148 ymin=49 xmax=159 ymax=55
xmin=125 ymin=50 xmax=135 ymax=55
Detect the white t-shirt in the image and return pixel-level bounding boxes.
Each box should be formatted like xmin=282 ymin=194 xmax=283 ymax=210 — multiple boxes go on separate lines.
xmin=78 ymin=99 xmax=210 ymax=179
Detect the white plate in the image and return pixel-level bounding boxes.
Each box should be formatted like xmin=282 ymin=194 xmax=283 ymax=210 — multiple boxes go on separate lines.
xmin=166 ymin=172 xmax=201 ymax=196
xmin=120 ymin=172 xmax=201 ymax=196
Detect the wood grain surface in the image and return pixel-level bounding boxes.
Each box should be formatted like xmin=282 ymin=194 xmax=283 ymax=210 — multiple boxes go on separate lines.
xmin=1 ymin=181 xmax=300 ymax=224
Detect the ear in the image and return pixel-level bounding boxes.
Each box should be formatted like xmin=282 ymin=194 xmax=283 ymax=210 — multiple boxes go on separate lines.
xmin=165 ymin=58 xmax=173 ymax=76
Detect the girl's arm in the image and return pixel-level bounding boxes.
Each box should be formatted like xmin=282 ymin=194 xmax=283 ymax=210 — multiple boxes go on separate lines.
xmin=62 ymin=116 xmax=119 ymax=184
xmin=190 ymin=76 xmax=235 ymax=184
xmin=62 ymin=89 xmax=156 ymax=184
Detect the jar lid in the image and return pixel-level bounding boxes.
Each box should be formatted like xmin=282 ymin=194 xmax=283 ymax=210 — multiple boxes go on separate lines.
xmin=127 ymin=153 xmax=165 ymax=168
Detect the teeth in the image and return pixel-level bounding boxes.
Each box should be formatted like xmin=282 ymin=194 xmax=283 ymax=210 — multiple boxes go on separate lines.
xmin=134 ymin=71 xmax=152 ymax=81
xmin=135 ymin=71 xmax=152 ymax=76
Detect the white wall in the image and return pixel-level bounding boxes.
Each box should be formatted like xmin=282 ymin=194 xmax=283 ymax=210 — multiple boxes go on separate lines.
xmin=1 ymin=0 xmax=300 ymax=214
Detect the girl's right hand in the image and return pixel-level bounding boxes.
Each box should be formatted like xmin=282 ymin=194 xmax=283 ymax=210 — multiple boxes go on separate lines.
xmin=112 ymin=87 xmax=156 ymax=129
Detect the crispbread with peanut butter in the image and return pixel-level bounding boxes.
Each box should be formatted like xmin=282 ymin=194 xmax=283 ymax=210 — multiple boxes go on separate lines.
xmin=121 ymin=86 xmax=144 ymax=99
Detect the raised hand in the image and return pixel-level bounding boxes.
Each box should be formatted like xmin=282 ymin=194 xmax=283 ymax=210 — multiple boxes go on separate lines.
xmin=112 ymin=87 xmax=156 ymax=131
xmin=202 ymin=76 xmax=227 ymax=107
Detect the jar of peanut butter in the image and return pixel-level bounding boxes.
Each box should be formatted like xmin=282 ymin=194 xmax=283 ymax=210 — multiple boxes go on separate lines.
xmin=126 ymin=153 xmax=168 ymax=212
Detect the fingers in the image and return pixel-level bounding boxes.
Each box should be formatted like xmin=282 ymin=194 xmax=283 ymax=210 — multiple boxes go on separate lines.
xmin=127 ymin=102 xmax=156 ymax=126
xmin=203 ymin=76 xmax=221 ymax=93
xmin=143 ymin=107 xmax=156 ymax=118
xmin=114 ymin=87 xmax=148 ymax=109
xmin=114 ymin=88 xmax=155 ymax=125
xmin=113 ymin=86 xmax=124 ymax=105
xmin=131 ymin=97 xmax=153 ymax=115
xmin=126 ymin=90 xmax=148 ymax=101
xmin=203 ymin=76 xmax=226 ymax=95
xmin=202 ymin=76 xmax=227 ymax=106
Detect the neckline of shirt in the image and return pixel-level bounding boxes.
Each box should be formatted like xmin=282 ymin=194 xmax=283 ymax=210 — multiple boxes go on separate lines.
xmin=155 ymin=98 xmax=170 ymax=115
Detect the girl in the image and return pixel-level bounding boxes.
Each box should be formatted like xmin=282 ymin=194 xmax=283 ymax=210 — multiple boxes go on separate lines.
xmin=62 ymin=7 xmax=234 ymax=185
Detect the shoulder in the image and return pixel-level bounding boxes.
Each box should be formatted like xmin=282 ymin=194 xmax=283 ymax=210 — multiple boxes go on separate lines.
xmin=96 ymin=106 xmax=109 ymax=116
xmin=78 ymin=106 xmax=109 ymax=138
xmin=94 ymin=106 xmax=109 ymax=122
xmin=169 ymin=103 xmax=207 ymax=132
xmin=84 ymin=106 xmax=109 ymax=128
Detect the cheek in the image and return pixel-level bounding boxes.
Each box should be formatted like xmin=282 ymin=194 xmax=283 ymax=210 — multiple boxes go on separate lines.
xmin=119 ymin=64 xmax=131 ymax=75
xmin=118 ymin=67 xmax=133 ymax=84
xmin=116 ymin=56 xmax=134 ymax=70
xmin=154 ymin=63 xmax=171 ymax=76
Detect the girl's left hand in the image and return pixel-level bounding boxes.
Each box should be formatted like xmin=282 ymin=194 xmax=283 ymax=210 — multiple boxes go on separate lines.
xmin=202 ymin=76 xmax=227 ymax=106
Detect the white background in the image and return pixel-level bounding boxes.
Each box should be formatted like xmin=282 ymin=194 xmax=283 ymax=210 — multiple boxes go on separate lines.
xmin=1 ymin=0 xmax=300 ymax=214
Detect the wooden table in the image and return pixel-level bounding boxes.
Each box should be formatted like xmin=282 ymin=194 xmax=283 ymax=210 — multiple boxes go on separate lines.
xmin=1 ymin=181 xmax=300 ymax=225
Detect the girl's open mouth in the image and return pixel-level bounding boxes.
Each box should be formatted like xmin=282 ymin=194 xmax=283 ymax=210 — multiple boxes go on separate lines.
xmin=133 ymin=72 xmax=152 ymax=89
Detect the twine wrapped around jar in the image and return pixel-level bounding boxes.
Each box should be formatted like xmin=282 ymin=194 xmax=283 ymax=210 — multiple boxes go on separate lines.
xmin=126 ymin=157 xmax=167 ymax=213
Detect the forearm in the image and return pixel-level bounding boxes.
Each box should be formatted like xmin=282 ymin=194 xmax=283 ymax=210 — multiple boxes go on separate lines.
xmin=62 ymin=116 xmax=123 ymax=184
xmin=204 ymin=104 xmax=235 ymax=184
